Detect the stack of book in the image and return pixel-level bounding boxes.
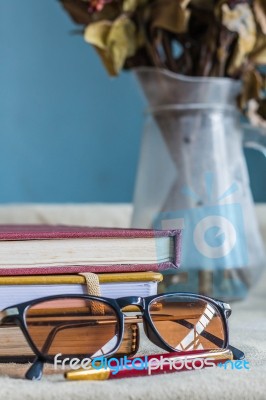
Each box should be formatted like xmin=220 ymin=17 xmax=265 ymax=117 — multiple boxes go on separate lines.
xmin=0 ymin=224 xmax=181 ymax=362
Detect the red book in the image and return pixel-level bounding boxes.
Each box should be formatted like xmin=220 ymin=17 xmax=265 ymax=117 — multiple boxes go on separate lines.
xmin=0 ymin=225 xmax=182 ymax=276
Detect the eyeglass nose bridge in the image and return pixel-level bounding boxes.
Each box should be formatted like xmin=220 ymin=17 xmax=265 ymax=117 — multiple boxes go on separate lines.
xmin=116 ymin=296 xmax=172 ymax=353
xmin=116 ymin=296 xmax=145 ymax=311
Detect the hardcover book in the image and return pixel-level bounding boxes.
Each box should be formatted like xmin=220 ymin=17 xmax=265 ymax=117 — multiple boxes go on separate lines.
xmin=0 ymin=272 xmax=162 ymax=309
xmin=0 ymin=225 xmax=182 ymax=275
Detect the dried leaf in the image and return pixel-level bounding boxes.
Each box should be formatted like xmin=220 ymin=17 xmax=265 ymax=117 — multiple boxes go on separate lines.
xmin=123 ymin=0 xmax=148 ymax=13
xmin=254 ymin=0 xmax=266 ymax=35
xmin=222 ymin=3 xmax=257 ymax=74
xmin=249 ymin=34 xmax=266 ymax=65
xmin=84 ymin=20 xmax=111 ymax=49
xmin=107 ymin=16 xmax=137 ymax=73
xmin=94 ymin=46 xmax=117 ymax=76
xmin=84 ymin=16 xmax=137 ymax=74
xmin=151 ymin=0 xmax=190 ymax=34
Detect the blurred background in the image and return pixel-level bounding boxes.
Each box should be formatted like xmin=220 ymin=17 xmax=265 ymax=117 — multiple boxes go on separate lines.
xmin=0 ymin=0 xmax=265 ymax=203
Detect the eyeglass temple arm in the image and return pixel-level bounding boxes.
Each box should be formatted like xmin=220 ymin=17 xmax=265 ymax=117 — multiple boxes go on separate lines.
xmin=25 ymin=320 xmax=107 ymax=380
xmin=41 ymin=320 xmax=101 ymax=354
xmin=0 ymin=310 xmax=43 ymax=380
xmin=25 ymin=358 xmax=44 ymax=381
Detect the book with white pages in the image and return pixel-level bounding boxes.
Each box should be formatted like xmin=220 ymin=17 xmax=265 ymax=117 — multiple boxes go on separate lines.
xmin=0 ymin=272 xmax=163 ymax=310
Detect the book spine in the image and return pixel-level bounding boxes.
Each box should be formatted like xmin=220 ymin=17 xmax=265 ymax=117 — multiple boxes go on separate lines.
xmin=173 ymin=230 xmax=182 ymax=268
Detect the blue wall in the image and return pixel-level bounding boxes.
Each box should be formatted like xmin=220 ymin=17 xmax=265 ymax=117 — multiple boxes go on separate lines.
xmin=0 ymin=0 xmax=265 ymax=203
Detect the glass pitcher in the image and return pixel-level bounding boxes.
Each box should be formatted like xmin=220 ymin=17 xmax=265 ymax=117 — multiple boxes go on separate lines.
xmin=131 ymin=68 xmax=266 ymax=300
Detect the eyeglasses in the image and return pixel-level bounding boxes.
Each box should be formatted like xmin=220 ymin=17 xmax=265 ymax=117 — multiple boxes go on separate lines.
xmin=0 ymin=293 xmax=244 ymax=380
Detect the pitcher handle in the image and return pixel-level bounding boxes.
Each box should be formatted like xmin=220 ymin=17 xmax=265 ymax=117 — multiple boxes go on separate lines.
xmin=242 ymin=123 xmax=266 ymax=157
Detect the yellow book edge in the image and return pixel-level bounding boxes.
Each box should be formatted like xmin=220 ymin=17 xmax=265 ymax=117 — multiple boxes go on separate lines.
xmin=0 ymin=271 xmax=163 ymax=285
